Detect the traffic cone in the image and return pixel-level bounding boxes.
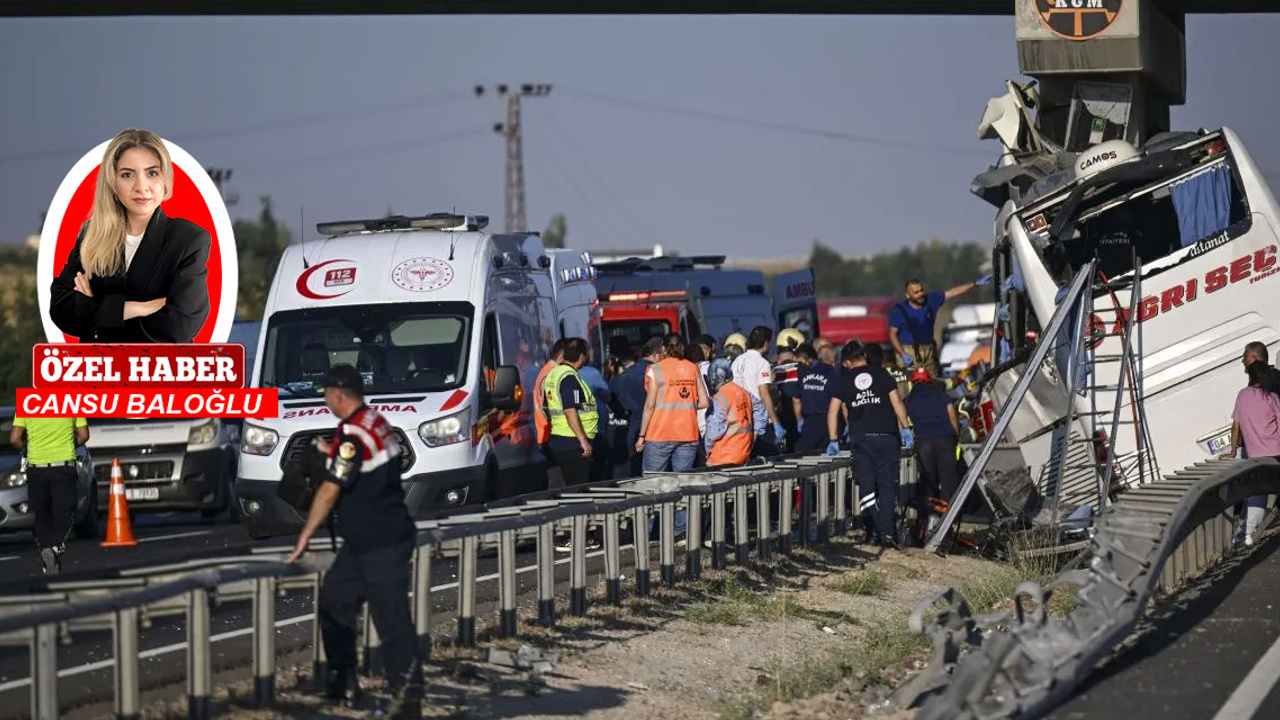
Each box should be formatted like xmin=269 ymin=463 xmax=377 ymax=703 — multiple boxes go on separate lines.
xmin=101 ymin=458 xmax=137 ymax=548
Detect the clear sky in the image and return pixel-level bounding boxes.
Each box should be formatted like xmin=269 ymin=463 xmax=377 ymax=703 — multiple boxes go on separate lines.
xmin=2 ymin=14 xmax=1279 ymax=259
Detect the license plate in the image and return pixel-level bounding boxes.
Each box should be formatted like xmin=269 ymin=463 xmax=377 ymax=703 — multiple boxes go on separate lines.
xmin=125 ymin=487 xmax=160 ymax=501
xmin=1206 ymin=432 xmax=1232 ymax=455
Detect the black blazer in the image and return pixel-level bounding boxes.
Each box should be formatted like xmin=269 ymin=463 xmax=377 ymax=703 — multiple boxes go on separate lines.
xmin=49 ymin=208 xmax=212 ymax=343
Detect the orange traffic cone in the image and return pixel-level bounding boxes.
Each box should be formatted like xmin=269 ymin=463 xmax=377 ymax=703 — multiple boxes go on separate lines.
xmin=101 ymin=458 xmax=137 ymax=548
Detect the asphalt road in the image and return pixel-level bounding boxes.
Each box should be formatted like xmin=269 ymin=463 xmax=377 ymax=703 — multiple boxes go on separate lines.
xmin=1050 ymin=530 xmax=1280 ymax=720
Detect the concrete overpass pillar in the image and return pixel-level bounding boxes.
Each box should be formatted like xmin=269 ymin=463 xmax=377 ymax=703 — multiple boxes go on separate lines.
xmin=1016 ymin=0 xmax=1186 ymax=151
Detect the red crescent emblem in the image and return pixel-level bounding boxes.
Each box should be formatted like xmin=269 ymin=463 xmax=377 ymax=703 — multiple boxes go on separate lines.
xmin=297 ymin=259 xmax=356 ymax=300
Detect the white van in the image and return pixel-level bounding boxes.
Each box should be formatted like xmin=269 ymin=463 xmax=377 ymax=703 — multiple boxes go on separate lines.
xmin=235 ymin=213 xmax=555 ymax=538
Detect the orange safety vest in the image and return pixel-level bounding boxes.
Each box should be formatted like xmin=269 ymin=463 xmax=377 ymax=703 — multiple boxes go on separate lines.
xmin=707 ymin=381 xmax=754 ymax=466
xmin=645 ymin=357 xmax=701 ymax=443
xmin=532 ymin=360 xmax=556 ymax=445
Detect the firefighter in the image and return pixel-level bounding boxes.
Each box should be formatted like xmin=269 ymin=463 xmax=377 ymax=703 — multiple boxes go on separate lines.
xmin=286 ymin=364 xmax=422 ymax=719
xmin=826 ymin=344 xmax=913 ymax=549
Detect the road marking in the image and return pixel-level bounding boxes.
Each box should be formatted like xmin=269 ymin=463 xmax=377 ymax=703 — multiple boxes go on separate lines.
xmin=137 ymin=530 xmax=211 ymax=544
xmin=1212 ymin=630 xmax=1280 ymax=720
xmin=0 ymin=542 xmax=639 ymax=692
xmin=0 ymin=556 xmax=20 ymax=563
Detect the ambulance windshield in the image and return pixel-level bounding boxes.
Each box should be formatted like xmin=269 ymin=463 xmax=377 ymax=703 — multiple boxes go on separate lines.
xmin=261 ymin=301 xmax=473 ymax=397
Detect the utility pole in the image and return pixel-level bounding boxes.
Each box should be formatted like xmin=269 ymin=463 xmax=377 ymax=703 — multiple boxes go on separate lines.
xmin=475 ymin=83 xmax=551 ymax=232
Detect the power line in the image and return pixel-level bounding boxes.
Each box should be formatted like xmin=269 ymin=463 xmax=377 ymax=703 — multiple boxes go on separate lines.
xmin=557 ymin=85 xmax=995 ymax=159
xmin=0 ymin=89 xmax=472 ymax=165
xmin=537 ymin=107 xmax=665 ymax=247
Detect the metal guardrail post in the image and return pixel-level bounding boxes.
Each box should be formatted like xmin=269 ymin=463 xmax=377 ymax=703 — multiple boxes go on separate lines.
xmin=499 ymin=529 xmax=518 ymax=636
xmin=115 ymin=607 xmax=140 ymax=720
xmin=711 ymin=490 xmax=727 ymax=569
xmin=571 ymin=514 xmax=588 ymax=616
xmin=756 ymin=479 xmax=773 ymax=561
xmin=252 ymin=576 xmax=276 ymax=706
xmin=632 ymin=505 xmax=651 ymax=597
xmin=780 ymin=476 xmax=795 ymax=553
xmin=816 ymin=470 xmax=831 ymax=544
xmin=798 ymin=473 xmax=814 ymax=547
xmin=187 ymin=588 xmax=212 ymax=720
xmin=686 ymin=494 xmax=703 ymax=580
xmin=31 ymin=622 xmax=58 ymax=720
xmin=604 ymin=512 xmax=622 ymax=605
xmin=312 ymin=571 xmax=329 ymax=676
xmin=537 ymin=522 xmax=557 ymax=624
xmin=734 ymin=484 xmax=750 ymax=564
xmin=412 ymin=549 xmax=432 ymax=660
xmin=834 ymin=466 xmax=848 ymax=535
xmin=457 ymin=535 xmax=478 ymax=645
xmin=660 ymin=500 xmax=676 ymax=587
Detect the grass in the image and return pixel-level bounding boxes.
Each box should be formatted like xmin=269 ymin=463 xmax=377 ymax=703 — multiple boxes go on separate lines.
xmin=719 ymin=625 xmax=929 ymax=720
xmin=829 ymin=568 xmax=890 ymax=597
xmin=958 ymin=533 xmax=1084 ymax=617
xmin=686 ymin=576 xmax=862 ymax=629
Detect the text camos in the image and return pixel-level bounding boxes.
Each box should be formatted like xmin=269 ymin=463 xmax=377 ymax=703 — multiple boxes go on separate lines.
xmin=18 ymin=343 xmax=278 ymax=418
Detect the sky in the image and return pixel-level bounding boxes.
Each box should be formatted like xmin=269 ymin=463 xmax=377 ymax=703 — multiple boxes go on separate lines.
xmin=2 ymin=14 xmax=1280 ymax=260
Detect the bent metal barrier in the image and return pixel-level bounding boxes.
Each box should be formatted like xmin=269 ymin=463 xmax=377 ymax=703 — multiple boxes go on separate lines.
xmin=0 ymin=452 xmax=871 ymax=720
xmin=886 ymin=456 xmax=1280 ymax=719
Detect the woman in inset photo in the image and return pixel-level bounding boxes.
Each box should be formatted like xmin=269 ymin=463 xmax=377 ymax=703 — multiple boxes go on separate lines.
xmin=49 ymin=128 xmax=211 ymax=343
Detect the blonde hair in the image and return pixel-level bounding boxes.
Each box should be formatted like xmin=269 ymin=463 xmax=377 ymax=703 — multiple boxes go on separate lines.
xmin=80 ymin=129 xmax=173 ymax=279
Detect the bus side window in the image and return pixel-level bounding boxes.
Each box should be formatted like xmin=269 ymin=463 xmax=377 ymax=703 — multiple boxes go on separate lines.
xmin=482 ymin=313 xmax=499 ymax=392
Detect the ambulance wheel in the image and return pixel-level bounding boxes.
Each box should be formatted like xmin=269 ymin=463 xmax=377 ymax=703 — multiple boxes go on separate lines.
xmin=483 ymin=461 xmax=501 ymax=502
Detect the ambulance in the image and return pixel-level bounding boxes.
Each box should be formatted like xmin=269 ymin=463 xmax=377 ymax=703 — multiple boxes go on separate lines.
xmin=235 ymin=213 xmax=559 ymax=538
xmin=547 ymin=248 xmax=605 ymax=362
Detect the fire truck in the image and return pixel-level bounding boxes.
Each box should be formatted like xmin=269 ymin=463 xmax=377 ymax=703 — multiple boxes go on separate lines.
xmin=592 ymin=255 xmax=819 ymax=357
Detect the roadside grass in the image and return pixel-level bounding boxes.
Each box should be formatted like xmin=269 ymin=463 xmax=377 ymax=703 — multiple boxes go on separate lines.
xmin=829 ymin=568 xmax=890 ymax=597
xmin=718 ymin=625 xmax=929 ymax=720
xmin=686 ymin=576 xmax=860 ymax=629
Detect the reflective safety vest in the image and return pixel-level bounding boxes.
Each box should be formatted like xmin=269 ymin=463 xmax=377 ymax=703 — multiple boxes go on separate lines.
xmin=645 ymin=357 xmax=700 ymax=443
xmin=707 ymin=381 xmax=754 ymax=466
xmin=532 ymin=360 xmax=556 ymax=445
xmin=544 ymin=363 xmax=598 ymax=440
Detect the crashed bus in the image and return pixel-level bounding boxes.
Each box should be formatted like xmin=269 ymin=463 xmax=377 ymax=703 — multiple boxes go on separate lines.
xmin=970 ymin=83 xmax=1279 ymax=504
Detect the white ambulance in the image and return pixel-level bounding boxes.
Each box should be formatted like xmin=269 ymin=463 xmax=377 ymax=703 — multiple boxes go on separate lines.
xmin=547 ymin=248 xmax=605 ymax=362
xmin=235 ymin=213 xmax=559 ymax=538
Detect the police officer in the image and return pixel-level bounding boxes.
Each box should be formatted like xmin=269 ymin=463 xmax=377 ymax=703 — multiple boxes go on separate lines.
xmin=792 ymin=343 xmax=834 ymax=453
xmin=287 ymin=364 xmax=422 ymax=719
xmin=826 ymin=344 xmax=913 ymax=549
xmin=10 ymin=413 xmax=89 ymax=575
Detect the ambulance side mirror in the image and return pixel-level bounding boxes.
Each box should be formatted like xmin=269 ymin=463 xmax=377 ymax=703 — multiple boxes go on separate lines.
xmin=490 ymin=365 xmax=522 ymax=411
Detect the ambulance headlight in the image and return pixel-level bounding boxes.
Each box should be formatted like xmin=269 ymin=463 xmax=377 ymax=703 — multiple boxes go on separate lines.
xmin=242 ymin=423 xmax=279 ymax=456
xmin=419 ymin=408 xmax=470 ymax=448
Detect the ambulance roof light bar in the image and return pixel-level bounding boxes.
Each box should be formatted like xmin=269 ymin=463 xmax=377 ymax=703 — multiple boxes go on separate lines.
xmin=600 ymin=289 xmax=689 ymax=303
xmin=316 ymin=213 xmax=489 ymax=237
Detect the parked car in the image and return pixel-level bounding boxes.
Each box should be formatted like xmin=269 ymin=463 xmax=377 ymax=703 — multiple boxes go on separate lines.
xmin=0 ymin=409 xmax=100 ymax=540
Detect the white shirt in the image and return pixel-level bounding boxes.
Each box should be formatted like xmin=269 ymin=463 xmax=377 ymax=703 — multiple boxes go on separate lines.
xmin=124 ymin=233 xmax=143 ymax=271
xmin=731 ymin=349 xmax=773 ymax=401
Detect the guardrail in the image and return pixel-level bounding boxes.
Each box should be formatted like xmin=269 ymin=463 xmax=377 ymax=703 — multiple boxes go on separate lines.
xmin=0 ymin=451 xmax=898 ymax=720
xmin=886 ymin=457 xmax=1280 ymax=719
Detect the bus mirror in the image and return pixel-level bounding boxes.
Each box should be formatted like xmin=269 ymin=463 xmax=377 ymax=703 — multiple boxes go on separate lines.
xmin=491 ymin=366 xmax=522 ymax=411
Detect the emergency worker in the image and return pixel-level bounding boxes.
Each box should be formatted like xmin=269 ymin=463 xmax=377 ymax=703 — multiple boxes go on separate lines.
xmin=733 ymin=326 xmax=783 ymax=456
xmin=889 ymin=275 xmax=991 ymax=377
xmin=793 ymin=344 xmax=835 ymax=453
xmin=904 ymin=367 xmax=961 ymax=537
xmin=10 ymin=414 xmax=89 ymax=575
xmin=544 ymin=338 xmax=598 ymax=487
xmin=637 ymin=333 xmax=707 ymax=472
xmin=826 ymin=345 xmax=913 ymax=549
xmin=705 ymin=361 xmax=766 ymax=466
xmin=613 ymin=337 xmax=664 ymax=476
xmin=286 ymin=365 xmax=422 ymax=719
xmin=775 ymin=329 xmax=804 ymax=451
